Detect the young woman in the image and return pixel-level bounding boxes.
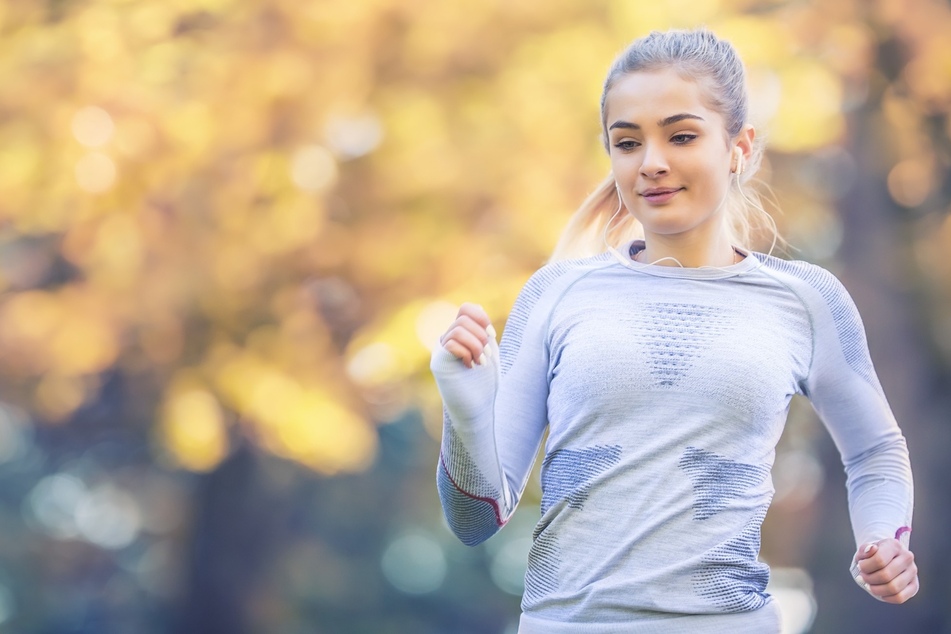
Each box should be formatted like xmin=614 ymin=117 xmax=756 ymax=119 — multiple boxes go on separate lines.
xmin=431 ymin=29 xmax=916 ymax=633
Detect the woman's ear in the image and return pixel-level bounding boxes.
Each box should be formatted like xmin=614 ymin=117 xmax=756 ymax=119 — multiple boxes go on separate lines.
xmin=735 ymin=124 xmax=755 ymax=161
xmin=731 ymin=124 xmax=756 ymax=175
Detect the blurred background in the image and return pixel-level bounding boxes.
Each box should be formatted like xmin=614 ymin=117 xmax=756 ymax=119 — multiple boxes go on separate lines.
xmin=0 ymin=0 xmax=949 ymax=632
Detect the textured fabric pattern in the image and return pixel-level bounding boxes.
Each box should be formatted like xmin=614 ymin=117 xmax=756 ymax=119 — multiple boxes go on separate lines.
xmin=524 ymin=530 xmax=561 ymax=607
xmin=440 ymin=414 xmax=499 ymax=499
xmin=753 ymin=253 xmax=885 ymax=396
xmin=642 ymin=304 xmax=725 ymax=387
xmin=436 ymin=463 xmax=501 ymax=546
xmin=540 ymin=445 xmax=623 ymax=515
xmin=431 ymin=243 xmax=913 ymax=632
xmin=695 ymin=504 xmax=771 ymax=611
xmin=679 ymin=447 xmax=771 ymax=521
xmin=435 ymin=409 xmax=504 ymax=546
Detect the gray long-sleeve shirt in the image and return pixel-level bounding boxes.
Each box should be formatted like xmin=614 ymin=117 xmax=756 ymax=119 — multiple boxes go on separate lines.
xmin=431 ymin=241 xmax=913 ymax=633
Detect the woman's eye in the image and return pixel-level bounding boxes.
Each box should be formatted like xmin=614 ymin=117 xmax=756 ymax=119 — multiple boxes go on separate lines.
xmin=671 ymin=133 xmax=697 ymax=144
xmin=613 ymin=140 xmax=640 ymax=151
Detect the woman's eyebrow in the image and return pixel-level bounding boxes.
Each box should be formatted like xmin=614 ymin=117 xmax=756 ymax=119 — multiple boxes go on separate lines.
xmin=659 ymin=113 xmax=704 ymax=127
xmin=608 ymin=113 xmax=705 ymax=131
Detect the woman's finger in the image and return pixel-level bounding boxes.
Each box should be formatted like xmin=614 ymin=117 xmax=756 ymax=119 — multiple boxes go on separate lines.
xmin=441 ymin=324 xmax=492 ymax=367
xmin=861 ymin=549 xmax=915 ymax=586
xmin=442 ymin=337 xmax=479 ymax=368
xmin=857 ymin=538 xmax=905 ymax=575
xmin=875 ymin=566 xmax=920 ymax=604
xmin=439 ymin=314 xmax=489 ymax=347
xmin=457 ymin=302 xmax=491 ymax=330
xmin=440 ymin=320 xmax=488 ymax=355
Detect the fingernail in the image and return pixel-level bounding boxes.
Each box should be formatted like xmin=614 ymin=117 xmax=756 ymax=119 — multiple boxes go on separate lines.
xmin=864 ymin=543 xmax=875 ymax=554
xmin=478 ymin=353 xmax=487 ymax=366
xmin=484 ymin=345 xmax=492 ymax=360
xmin=487 ymin=324 xmax=497 ymax=339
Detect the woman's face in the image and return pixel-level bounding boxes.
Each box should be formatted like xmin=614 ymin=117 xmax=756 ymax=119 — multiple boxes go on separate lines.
xmin=604 ymin=69 xmax=740 ymax=243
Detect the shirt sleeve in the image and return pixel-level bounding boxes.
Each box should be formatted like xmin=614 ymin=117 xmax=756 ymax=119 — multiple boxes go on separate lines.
xmin=430 ymin=265 xmax=565 ymax=546
xmin=797 ymin=266 xmax=914 ymax=580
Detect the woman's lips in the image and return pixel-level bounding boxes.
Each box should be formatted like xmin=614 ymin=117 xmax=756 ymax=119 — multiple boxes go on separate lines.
xmin=641 ymin=188 xmax=683 ymax=204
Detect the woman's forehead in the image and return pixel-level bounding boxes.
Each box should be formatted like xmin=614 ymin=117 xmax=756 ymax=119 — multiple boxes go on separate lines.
xmin=604 ymin=70 xmax=721 ymax=127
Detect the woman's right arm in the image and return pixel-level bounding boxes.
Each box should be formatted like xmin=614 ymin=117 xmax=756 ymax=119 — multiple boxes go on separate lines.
xmin=432 ymin=284 xmax=553 ymax=546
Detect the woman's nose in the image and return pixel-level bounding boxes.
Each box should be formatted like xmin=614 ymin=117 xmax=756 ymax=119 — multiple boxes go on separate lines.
xmin=640 ymin=145 xmax=669 ymax=179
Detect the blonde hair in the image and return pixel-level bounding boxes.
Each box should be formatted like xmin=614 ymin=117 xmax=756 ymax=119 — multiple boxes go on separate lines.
xmin=551 ymin=28 xmax=781 ymax=262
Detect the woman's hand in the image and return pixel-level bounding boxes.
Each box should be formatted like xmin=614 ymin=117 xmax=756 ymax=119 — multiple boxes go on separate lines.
xmin=854 ymin=538 xmax=919 ymax=603
xmin=439 ymin=303 xmax=496 ymax=368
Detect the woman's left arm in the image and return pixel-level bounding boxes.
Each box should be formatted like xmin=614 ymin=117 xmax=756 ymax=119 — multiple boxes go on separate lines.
xmin=798 ymin=266 xmax=917 ymax=603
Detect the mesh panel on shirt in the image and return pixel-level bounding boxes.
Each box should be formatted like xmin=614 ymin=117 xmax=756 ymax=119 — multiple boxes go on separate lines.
xmin=540 ymin=444 xmax=623 ymax=515
xmin=678 ymin=446 xmax=771 ymax=521
xmin=694 ymin=503 xmax=771 ymax=612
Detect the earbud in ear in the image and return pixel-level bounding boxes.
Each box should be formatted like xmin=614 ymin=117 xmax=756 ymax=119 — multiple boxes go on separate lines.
xmin=732 ymin=147 xmax=745 ymax=175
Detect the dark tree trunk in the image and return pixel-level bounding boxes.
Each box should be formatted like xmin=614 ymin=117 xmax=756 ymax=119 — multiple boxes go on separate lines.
xmin=175 ymin=440 xmax=287 ymax=634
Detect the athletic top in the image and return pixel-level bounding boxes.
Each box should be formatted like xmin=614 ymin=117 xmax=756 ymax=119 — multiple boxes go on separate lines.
xmin=431 ymin=240 xmax=913 ymax=633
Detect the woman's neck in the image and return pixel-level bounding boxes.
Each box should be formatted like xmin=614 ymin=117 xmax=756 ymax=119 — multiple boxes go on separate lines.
xmin=634 ymin=232 xmax=739 ymax=268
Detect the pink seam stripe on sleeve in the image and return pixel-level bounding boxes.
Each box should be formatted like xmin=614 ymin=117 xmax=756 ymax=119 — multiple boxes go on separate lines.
xmin=439 ymin=454 xmax=506 ymax=527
